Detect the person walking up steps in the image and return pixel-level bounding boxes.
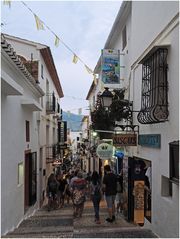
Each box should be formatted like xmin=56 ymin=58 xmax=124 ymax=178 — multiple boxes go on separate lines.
xmin=46 ymin=173 xmax=59 ymax=211
xmin=90 ymin=171 xmax=102 ymax=224
xmin=103 ymin=165 xmax=117 ymax=223
xmin=72 ymin=171 xmax=87 ymax=218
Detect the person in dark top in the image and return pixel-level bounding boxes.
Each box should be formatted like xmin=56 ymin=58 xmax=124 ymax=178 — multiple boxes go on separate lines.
xmin=103 ymin=165 xmax=117 ymax=223
xmin=90 ymin=171 xmax=102 ymax=224
xmin=57 ymin=174 xmax=67 ymax=208
xmin=46 ymin=173 xmax=59 ymax=211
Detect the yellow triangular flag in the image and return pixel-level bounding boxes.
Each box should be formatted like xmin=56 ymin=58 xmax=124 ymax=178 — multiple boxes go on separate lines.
xmin=55 ymin=35 xmax=60 ymax=47
xmin=34 ymin=14 xmax=44 ymax=30
xmin=72 ymin=54 xmax=78 ymax=64
xmin=85 ymin=65 xmax=93 ymax=74
xmin=3 ymin=0 xmax=11 ymax=8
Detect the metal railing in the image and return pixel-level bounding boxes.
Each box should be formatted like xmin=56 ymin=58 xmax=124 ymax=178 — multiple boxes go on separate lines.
xmin=46 ymin=144 xmax=59 ymax=163
xmin=46 ymin=93 xmax=56 ymax=114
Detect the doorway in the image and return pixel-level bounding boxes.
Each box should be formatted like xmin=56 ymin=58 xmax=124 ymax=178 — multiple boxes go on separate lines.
xmin=24 ymin=151 xmax=37 ymax=212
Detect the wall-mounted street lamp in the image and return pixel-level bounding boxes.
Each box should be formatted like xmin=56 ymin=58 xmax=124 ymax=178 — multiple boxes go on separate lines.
xmin=92 ymin=131 xmax=98 ymax=137
xmin=99 ymin=87 xmax=139 ymax=123
xmin=91 ymin=87 xmax=141 ymax=134
xmin=99 ymin=87 xmax=113 ymax=111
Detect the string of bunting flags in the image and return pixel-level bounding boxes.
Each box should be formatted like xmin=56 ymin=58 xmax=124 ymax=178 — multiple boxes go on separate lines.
xmin=3 ymin=0 xmax=98 ymax=85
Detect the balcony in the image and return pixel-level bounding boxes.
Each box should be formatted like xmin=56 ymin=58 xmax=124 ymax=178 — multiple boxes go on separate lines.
xmin=46 ymin=144 xmax=59 ymax=163
xmin=46 ymin=93 xmax=56 ymax=114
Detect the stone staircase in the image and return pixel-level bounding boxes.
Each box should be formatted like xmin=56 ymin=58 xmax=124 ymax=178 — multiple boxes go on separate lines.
xmin=3 ymin=200 xmax=158 ymax=238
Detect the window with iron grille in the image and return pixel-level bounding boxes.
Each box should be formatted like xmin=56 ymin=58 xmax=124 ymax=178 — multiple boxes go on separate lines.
xmin=46 ymin=92 xmax=56 ymax=113
xmin=137 ymin=47 xmax=169 ymax=124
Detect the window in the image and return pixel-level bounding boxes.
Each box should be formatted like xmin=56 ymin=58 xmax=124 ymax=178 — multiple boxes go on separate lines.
xmin=161 ymin=175 xmax=172 ymax=197
xmin=26 ymin=121 xmax=30 ymax=142
xmin=137 ymin=47 xmax=168 ymax=124
xmin=122 ymin=26 xmax=127 ymax=50
xmin=18 ymin=162 xmax=23 ymax=185
xmin=41 ymin=64 xmax=44 ymax=79
xmin=40 ymin=97 xmax=44 ymax=108
xmin=169 ymin=141 xmax=179 ymax=184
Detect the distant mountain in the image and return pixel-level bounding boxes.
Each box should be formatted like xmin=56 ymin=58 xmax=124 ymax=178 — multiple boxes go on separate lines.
xmin=62 ymin=111 xmax=84 ymax=132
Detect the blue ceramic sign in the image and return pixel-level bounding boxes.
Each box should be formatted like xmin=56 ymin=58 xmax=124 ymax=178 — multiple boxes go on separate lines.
xmin=138 ymin=134 xmax=161 ymax=148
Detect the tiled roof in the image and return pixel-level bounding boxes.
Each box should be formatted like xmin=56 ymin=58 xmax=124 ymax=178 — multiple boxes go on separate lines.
xmin=40 ymin=47 xmax=64 ymax=98
xmin=1 ymin=34 xmax=45 ymax=96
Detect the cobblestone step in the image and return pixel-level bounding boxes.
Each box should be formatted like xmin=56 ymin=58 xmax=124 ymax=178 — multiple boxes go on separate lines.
xmin=73 ymin=228 xmax=158 ymax=238
xmin=2 ymin=200 xmax=158 ymax=238
xmin=4 ymin=232 xmax=73 ymax=238
xmin=19 ymin=218 xmax=73 ymax=227
xmin=4 ymin=226 xmax=73 ymax=237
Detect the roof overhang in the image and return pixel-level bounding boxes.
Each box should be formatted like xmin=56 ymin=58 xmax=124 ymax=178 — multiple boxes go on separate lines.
xmin=94 ymin=1 xmax=131 ymax=74
xmin=86 ymin=81 xmax=96 ymax=100
xmin=40 ymin=47 xmax=64 ymax=98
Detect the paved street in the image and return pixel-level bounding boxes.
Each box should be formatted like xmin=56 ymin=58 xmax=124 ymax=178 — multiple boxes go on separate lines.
xmin=4 ymin=199 xmax=158 ymax=238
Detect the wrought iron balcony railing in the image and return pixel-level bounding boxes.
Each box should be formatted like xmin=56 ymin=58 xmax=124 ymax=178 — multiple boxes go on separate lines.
xmin=46 ymin=144 xmax=60 ymax=163
xmin=46 ymin=93 xmax=56 ymax=114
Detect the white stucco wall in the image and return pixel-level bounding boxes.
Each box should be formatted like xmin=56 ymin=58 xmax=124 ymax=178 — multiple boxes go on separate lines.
xmin=1 ymin=52 xmax=41 ymax=235
xmin=131 ymin=18 xmax=179 ymax=237
xmin=131 ymin=1 xmax=179 ymax=64
xmin=1 ymin=36 xmax=63 ymax=236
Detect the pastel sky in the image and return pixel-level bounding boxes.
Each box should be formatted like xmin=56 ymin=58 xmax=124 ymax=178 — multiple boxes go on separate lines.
xmin=1 ymin=0 xmax=122 ymax=115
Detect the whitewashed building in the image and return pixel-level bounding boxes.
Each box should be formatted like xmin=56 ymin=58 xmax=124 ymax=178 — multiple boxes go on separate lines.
xmin=1 ymin=34 xmax=64 ymax=235
xmin=92 ymin=1 xmax=179 ymax=237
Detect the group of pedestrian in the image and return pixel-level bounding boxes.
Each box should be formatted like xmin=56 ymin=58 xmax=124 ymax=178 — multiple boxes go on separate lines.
xmin=90 ymin=165 xmax=124 ymax=224
xmin=46 ymin=164 xmax=124 ymax=224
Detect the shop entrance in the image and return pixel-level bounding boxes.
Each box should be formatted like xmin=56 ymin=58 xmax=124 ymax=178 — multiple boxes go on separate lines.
xmin=122 ymin=156 xmax=151 ymax=224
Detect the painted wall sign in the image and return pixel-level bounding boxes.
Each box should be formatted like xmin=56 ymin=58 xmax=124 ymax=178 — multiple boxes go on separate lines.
xmin=138 ymin=134 xmax=161 ymax=148
xmin=113 ymin=134 xmax=137 ymax=146
xmin=96 ymin=143 xmax=113 ymax=160
xmin=101 ymin=49 xmax=120 ymax=85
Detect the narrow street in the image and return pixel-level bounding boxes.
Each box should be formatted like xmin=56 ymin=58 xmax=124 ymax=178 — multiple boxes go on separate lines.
xmin=4 ymin=199 xmax=158 ymax=238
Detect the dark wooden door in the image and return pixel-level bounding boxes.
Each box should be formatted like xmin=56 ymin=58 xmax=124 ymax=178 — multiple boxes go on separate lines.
xmin=24 ymin=151 xmax=31 ymax=210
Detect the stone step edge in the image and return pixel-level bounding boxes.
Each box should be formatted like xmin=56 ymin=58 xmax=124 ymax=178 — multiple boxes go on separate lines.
xmin=22 ymin=215 xmax=73 ymax=219
xmin=73 ymin=226 xmax=152 ymax=234
xmin=6 ymin=226 xmax=73 ymax=235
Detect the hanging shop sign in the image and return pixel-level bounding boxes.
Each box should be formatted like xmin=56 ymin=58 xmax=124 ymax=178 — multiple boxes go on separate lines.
xmin=113 ymin=134 xmax=137 ymax=146
xmin=138 ymin=134 xmax=161 ymax=148
xmin=58 ymin=121 xmax=67 ymax=143
xmin=101 ymin=49 xmax=120 ymax=85
xmin=96 ymin=142 xmax=113 ymax=160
